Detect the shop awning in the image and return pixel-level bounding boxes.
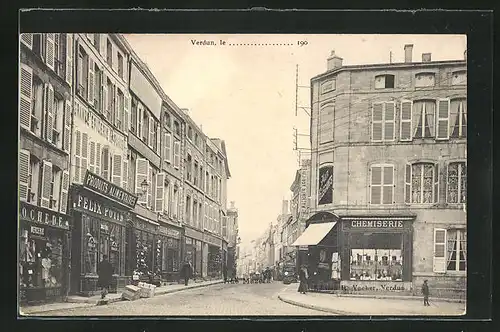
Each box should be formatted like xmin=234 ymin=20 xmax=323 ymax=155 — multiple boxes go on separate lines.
xmin=136 ymin=214 xmax=160 ymax=226
xmin=291 ymin=222 xmax=337 ymax=246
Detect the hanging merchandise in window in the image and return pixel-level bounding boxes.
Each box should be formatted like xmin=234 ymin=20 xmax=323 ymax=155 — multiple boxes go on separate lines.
xmin=318 ymin=166 xmax=333 ymax=205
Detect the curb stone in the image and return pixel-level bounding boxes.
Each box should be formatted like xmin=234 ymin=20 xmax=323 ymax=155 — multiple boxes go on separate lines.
xmin=277 ymin=295 xmax=352 ymax=315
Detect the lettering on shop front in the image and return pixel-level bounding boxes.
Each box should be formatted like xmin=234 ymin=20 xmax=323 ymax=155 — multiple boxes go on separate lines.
xmin=341 ymin=284 xmax=409 ymax=292
xmin=73 ymin=194 xmax=125 ymax=223
xmin=19 ymin=202 xmax=70 ymax=230
xmin=159 ymin=226 xmax=180 ymax=239
xmin=84 ymin=171 xmax=138 ymax=209
xmin=350 ymin=220 xmax=404 ymax=228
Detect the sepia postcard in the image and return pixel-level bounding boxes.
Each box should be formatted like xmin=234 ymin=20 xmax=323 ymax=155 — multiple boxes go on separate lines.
xmin=18 ymin=32 xmax=467 ymax=317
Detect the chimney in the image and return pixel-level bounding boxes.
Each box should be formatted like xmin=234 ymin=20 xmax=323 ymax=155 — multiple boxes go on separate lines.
xmin=404 ymin=44 xmax=413 ymax=63
xmin=282 ymin=200 xmax=289 ymax=215
xmin=422 ymin=53 xmax=432 ymax=62
xmin=327 ymin=50 xmax=343 ymax=70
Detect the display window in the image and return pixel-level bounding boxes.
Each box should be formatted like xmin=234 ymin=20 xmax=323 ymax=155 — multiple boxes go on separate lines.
xmin=207 ymin=245 xmax=221 ymax=275
xmin=134 ymin=229 xmax=154 ymax=275
xmin=349 ymin=233 xmax=403 ymax=281
xmin=195 ymin=241 xmax=202 ymax=276
xmin=19 ymin=225 xmax=64 ymax=290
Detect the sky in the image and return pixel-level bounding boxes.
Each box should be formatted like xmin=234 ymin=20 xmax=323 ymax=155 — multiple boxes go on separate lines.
xmin=123 ymin=34 xmax=466 ymax=246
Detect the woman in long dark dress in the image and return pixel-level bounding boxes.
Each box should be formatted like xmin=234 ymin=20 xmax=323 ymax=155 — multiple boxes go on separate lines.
xmin=298 ymin=265 xmax=308 ymax=294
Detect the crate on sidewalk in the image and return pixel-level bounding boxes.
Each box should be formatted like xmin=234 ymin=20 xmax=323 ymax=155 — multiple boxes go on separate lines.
xmin=121 ymin=285 xmax=141 ymax=301
xmin=137 ymin=282 xmax=156 ymax=298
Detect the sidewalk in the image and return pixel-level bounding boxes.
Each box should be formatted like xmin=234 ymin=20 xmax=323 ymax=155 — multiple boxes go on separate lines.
xmin=278 ymin=285 xmax=466 ymax=316
xmin=19 ymin=279 xmax=223 ymax=315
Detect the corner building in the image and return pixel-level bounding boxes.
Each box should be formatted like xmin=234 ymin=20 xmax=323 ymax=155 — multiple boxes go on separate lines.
xmin=297 ymin=45 xmax=466 ymax=298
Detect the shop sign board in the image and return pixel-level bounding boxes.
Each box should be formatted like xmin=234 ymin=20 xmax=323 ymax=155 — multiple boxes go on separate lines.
xmin=203 ymin=233 xmax=222 ymax=247
xmin=185 ymin=227 xmax=203 ymax=241
xmin=19 ymin=201 xmax=70 ymax=230
xmin=73 ymin=192 xmax=126 ymax=224
xmin=83 ymin=170 xmax=138 ymax=209
xmin=347 ymin=220 xmax=405 ymax=229
xmin=159 ymin=226 xmax=181 ymax=239
xmin=340 ymin=280 xmax=413 ymax=292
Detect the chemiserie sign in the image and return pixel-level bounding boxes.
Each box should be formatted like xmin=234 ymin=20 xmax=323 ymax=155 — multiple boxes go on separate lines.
xmin=350 ymin=220 xmax=404 ymax=229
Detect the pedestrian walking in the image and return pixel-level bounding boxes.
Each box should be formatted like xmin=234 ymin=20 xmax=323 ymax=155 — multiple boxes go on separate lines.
xmin=97 ymin=255 xmax=113 ymax=299
xmin=298 ymin=265 xmax=309 ymax=294
xmin=180 ymin=260 xmax=193 ymax=286
xmin=422 ymin=279 xmax=430 ymax=306
xmin=223 ymin=264 xmax=228 ymax=283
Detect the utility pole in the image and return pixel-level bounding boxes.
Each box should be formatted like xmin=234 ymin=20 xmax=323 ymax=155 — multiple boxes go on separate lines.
xmin=293 ymin=64 xmax=312 ymax=166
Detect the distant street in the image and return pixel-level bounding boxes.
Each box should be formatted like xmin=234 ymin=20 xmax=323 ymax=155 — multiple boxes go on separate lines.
xmin=34 ymin=282 xmax=331 ymax=316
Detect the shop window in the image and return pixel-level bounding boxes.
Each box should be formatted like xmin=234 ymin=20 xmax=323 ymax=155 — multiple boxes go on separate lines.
xmin=447 ymin=162 xmax=467 ymax=204
xmin=446 ymin=229 xmax=467 ymax=271
xmin=349 ymin=233 xmax=403 ymax=281
xmin=374 ymin=74 xmax=395 ymax=89
xmin=134 ymin=230 xmax=154 ymax=276
xmin=412 ymin=100 xmax=436 ymax=139
xmin=405 ymin=162 xmax=439 ymax=204
xmin=450 ymin=99 xmax=467 ymax=138
xmin=82 ymin=214 xmax=99 ymax=274
xmin=415 ymin=72 xmax=435 ymax=87
xmin=370 ymin=165 xmax=394 ymax=205
xmin=19 ymin=225 xmax=64 ymax=290
xmin=195 ymin=241 xmax=202 ymax=276
xmin=77 ymin=47 xmax=88 ymax=98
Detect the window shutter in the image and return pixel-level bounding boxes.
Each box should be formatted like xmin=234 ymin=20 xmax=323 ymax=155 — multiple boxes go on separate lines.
xmin=102 ymin=146 xmax=110 ymax=180
xmin=124 ymin=94 xmax=130 ymax=132
xmin=102 ymin=73 xmax=108 ymax=118
xmin=19 ymin=149 xmax=30 ymax=202
xmin=59 ymin=170 xmax=70 ymax=214
xmin=95 ymin=143 xmax=101 ymax=175
xmin=384 ymin=102 xmax=395 ymax=141
xmin=21 ymin=33 xmax=33 ymax=49
xmin=113 ymin=86 xmax=118 ymax=127
xmin=19 ymin=64 xmax=33 ymax=131
xmin=135 ymin=158 xmax=149 ymax=205
xmin=112 ymin=154 xmax=122 ymax=186
xmin=80 ymin=132 xmax=88 ymax=182
xmin=370 ymin=166 xmax=382 ymax=204
xmin=88 ymin=58 xmax=94 ymax=105
xmin=45 ymin=34 xmax=55 ymax=70
xmin=137 ymin=104 xmax=143 ymax=138
xmin=63 ymin=100 xmax=71 ymax=152
xmin=45 ymin=84 xmax=54 ymax=143
xmin=149 ymin=117 xmax=154 ymax=148
xmin=404 ymin=163 xmax=411 ymax=203
xmin=155 ymin=173 xmax=165 ymax=212
xmin=156 ymin=123 xmax=161 ymax=153
xmin=89 ymin=141 xmax=96 ymax=173
xmin=165 ymin=133 xmax=172 ymax=163
xmin=383 ymin=166 xmax=394 ymax=204
xmin=40 ymin=160 xmax=52 ymax=208
xmin=65 ymin=34 xmax=73 ymax=86
xmin=371 ymin=103 xmax=383 ymax=141
xmin=437 ymin=99 xmax=450 ymax=140
xmin=434 ymin=164 xmax=440 ymax=204
xmin=433 ymin=228 xmax=447 ymax=273
xmin=74 ymin=130 xmax=81 ymax=182
xmin=148 ymin=165 xmax=153 ymax=208
xmin=122 ymin=158 xmax=128 ymax=191
xmin=400 ymin=100 xmax=413 ymax=141
xmin=174 ymin=141 xmax=180 ymax=168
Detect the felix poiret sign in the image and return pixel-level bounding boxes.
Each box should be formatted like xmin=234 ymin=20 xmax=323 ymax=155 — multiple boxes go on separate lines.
xmin=83 ymin=170 xmax=138 ymax=209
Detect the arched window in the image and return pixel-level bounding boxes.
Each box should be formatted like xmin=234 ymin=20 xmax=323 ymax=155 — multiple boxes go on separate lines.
xmin=405 ymin=162 xmax=439 ymax=204
xmin=451 ymin=70 xmax=466 ymax=85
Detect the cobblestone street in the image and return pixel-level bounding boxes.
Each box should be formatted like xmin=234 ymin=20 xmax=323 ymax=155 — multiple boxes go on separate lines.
xmin=30 ymin=282 xmax=330 ymax=316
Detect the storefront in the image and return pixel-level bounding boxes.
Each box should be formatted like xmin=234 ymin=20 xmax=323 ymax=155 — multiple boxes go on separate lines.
xmin=70 ymin=171 xmax=138 ymax=296
xmin=130 ymin=215 xmax=158 ymax=284
xmin=184 ymin=226 xmax=204 ymax=279
xmin=205 ymin=232 xmax=223 ymax=278
xmin=292 ymin=212 xmax=414 ymax=294
xmin=19 ymin=202 xmax=71 ymax=304
xmin=156 ymin=221 xmax=182 ymax=282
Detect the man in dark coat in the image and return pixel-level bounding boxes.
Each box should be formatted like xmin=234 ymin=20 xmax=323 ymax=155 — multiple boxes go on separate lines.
xmin=180 ymin=261 xmax=193 ymax=286
xmin=422 ymin=280 xmax=430 ymax=306
xmin=298 ymin=265 xmax=308 ymax=294
xmin=98 ymin=255 xmax=113 ymax=299
xmin=223 ymin=264 xmax=228 ymax=283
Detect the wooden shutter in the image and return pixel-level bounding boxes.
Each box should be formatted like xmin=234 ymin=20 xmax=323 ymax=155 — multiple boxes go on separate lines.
xmin=148 ymin=165 xmax=153 ymax=208
xmin=45 ymin=84 xmax=54 ymax=143
xmin=433 ymin=228 xmax=447 ymax=273
xmin=19 ymin=149 xmax=30 ymax=202
xmin=124 ymin=94 xmax=130 ymax=132
xmin=63 ymin=100 xmax=71 ymax=152
xmin=384 ymin=102 xmax=395 ymax=141
xmin=59 ymin=170 xmax=70 ymax=214
xmin=19 ymin=64 xmax=33 ymax=131
xmin=165 ymin=133 xmax=172 ymax=163
xmin=102 ymin=73 xmax=108 ymax=118
xmin=174 ymin=141 xmax=180 ymax=168
xmin=404 ymin=163 xmax=411 ymax=204
xmin=437 ymin=99 xmax=450 ymax=140
xmin=135 ymin=158 xmax=149 ymax=205
xmin=65 ymin=34 xmax=73 ymax=86
xmin=155 ymin=173 xmax=165 ymax=212
xmin=156 ymin=123 xmax=161 ymax=153
xmin=149 ymin=117 xmax=154 ymax=148
xmin=74 ymin=130 xmax=81 ymax=182
xmin=102 ymin=146 xmax=110 ymax=180
xmin=95 ymin=143 xmax=101 ymax=175
xmin=40 ymin=160 xmax=52 ymax=208
xmin=21 ymin=33 xmax=33 ymax=49
xmin=89 ymin=141 xmax=96 ymax=173
xmin=88 ymin=58 xmax=94 ymax=106
xmin=383 ymin=166 xmax=394 ymax=204
xmin=45 ymin=34 xmax=55 ymax=70
xmin=137 ymin=104 xmax=143 ymax=138
xmin=400 ymin=100 xmax=413 ymax=141
xmin=81 ymin=132 xmax=88 ymax=182
xmin=112 ymin=154 xmax=122 ymax=186
xmin=371 ymin=103 xmax=383 ymax=141
xmin=122 ymin=158 xmax=128 ymax=191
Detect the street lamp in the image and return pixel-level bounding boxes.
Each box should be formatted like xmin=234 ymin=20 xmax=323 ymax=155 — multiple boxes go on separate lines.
xmin=137 ymin=179 xmax=149 ymax=198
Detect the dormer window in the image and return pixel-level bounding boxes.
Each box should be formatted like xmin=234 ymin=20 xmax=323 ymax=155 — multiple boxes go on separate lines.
xmin=451 ymin=70 xmax=466 ymax=86
xmin=320 ymin=79 xmax=336 ymax=94
xmin=415 ymin=72 xmax=435 ymax=88
xmin=374 ymin=74 xmax=395 ymax=89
